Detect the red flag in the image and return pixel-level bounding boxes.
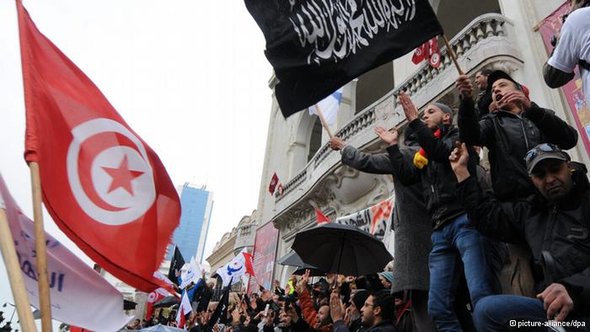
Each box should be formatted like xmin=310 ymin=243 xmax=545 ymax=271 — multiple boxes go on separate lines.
xmin=315 ymin=208 xmax=330 ymax=225
xmin=268 ymin=172 xmax=279 ymax=194
xmin=176 ymin=291 xmax=192 ymax=329
xmin=411 ymin=43 xmax=427 ymax=64
xmin=70 ymin=328 xmax=91 ymax=332
xmin=17 ymin=1 xmax=180 ymax=292
xmin=243 ymin=251 xmax=255 ymax=276
xmin=145 ymin=290 xmax=165 ymax=320
xmin=428 ymin=38 xmax=441 ymax=69
xmin=412 ymin=37 xmax=441 ymax=69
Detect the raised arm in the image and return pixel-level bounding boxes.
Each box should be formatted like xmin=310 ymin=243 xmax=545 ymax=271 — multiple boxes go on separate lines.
xmin=375 ymin=126 xmax=420 ymax=185
xmin=449 ymin=143 xmax=527 ymax=243
xmin=456 ymin=75 xmax=493 ymax=146
xmin=524 ymin=103 xmax=578 ymax=149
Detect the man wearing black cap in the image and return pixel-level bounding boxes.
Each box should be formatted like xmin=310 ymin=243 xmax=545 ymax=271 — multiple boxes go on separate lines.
xmin=376 ymin=91 xmax=494 ymax=331
xmin=450 ymin=142 xmax=590 ymax=330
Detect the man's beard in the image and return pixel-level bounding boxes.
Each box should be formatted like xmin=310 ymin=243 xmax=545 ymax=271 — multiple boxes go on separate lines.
xmin=349 ymin=312 xmax=361 ymax=322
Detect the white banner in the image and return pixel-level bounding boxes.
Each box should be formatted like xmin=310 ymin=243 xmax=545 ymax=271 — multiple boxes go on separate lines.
xmin=0 ymin=174 xmax=131 ymax=331
xmin=335 ymin=196 xmax=394 ymax=240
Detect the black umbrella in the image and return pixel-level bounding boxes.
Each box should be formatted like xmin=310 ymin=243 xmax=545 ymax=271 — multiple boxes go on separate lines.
xmin=277 ymin=251 xmax=325 ymax=276
xmin=292 ymin=267 xmax=326 ymax=277
xmin=292 ymin=223 xmax=393 ymax=276
xmin=124 ymin=299 xmax=137 ymax=310
xmin=277 ymin=250 xmax=317 ymax=269
xmin=153 ymin=295 xmax=179 ymax=308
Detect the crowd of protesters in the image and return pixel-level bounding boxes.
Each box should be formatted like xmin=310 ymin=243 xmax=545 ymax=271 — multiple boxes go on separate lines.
xmin=136 ymin=269 xmax=410 ymax=332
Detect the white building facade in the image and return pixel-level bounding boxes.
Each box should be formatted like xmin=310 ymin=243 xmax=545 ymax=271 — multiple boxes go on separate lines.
xmin=254 ymin=0 xmax=590 ymax=285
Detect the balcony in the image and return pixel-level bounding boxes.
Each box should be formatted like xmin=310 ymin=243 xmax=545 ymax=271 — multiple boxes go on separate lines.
xmin=271 ymin=13 xmax=522 ymax=232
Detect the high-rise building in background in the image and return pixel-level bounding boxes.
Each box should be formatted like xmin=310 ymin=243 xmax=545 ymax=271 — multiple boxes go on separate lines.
xmin=167 ymin=183 xmax=214 ymax=263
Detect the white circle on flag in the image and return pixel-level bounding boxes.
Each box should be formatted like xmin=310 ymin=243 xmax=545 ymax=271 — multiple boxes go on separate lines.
xmin=147 ymin=292 xmax=158 ymax=303
xmin=430 ymin=53 xmax=441 ymax=67
xmin=67 ymin=118 xmax=156 ymax=225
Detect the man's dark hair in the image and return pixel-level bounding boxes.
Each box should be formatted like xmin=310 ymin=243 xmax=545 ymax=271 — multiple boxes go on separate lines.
xmin=571 ymin=0 xmax=590 ymax=9
xmin=371 ymin=290 xmax=395 ymax=321
xmin=478 ymin=69 xmax=493 ymax=77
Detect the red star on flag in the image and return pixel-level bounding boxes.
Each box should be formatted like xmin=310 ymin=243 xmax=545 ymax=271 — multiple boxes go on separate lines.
xmin=102 ymin=155 xmax=144 ymax=195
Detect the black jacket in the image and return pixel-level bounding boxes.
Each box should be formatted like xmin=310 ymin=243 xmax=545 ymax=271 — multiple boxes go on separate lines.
xmin=459 ymin=97 xmax=578 ymax=200
xmin=458 ymin=163 xmax=590 ymax=315
xmin=476 ymin=90 xmax=492 ymax=117
xmin=387 ymin=119 xmax=478 ymax=229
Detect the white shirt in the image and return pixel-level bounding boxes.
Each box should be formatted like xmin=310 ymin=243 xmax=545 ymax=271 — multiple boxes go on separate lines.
xmin=548 ymin=7 xmax=590 ymax=107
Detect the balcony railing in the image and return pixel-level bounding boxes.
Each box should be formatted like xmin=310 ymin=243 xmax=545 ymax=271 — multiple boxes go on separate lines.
xmin=272 ymin=13 xmax=520 ymax=224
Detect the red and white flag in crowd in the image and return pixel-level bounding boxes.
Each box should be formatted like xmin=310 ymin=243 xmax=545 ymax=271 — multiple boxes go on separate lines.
xmin=0 ymin=174 xmax=132 ymax=331
xmin=17 ymin=0 xmax=180 ymax=292
xmin=176 ymin=290 xmax=193 ymax=329
xmin=145 ymin=272 xmax=174 ymax=320
xmin=411 ymin=37 xmax=441 ymax=69
xmin=268 ymin=172 xmax=280 ymax=194
xmin=216 ymin=249 xmax=255 ymax=287
xmin=315 ymin=208 xmax=330 ymax=225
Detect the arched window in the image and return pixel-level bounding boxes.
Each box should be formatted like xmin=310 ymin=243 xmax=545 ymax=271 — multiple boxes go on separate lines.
xmin=307 ymin=117 xmax=322 ymax=162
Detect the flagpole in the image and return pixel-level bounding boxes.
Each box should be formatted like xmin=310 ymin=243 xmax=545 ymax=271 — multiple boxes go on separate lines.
xmin=0 ymin=209 xmax=38 ymax=332
xmin=442 ymin=34 xmax=464 ymax=75
xmin=314 ymin=105 xmax=334 ymax=139
xmin=30 ymin=162 xmax=53 ymax=332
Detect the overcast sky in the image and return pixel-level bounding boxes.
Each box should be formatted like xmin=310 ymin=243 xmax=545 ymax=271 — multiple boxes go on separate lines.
xmin=0 ymin=0 xmax=272 ymax=318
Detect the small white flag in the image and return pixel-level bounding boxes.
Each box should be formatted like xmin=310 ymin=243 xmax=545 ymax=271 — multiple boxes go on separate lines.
xmin=308 ymin=88 xmax=343 ymax=126
xmin=179 ymin=256 xmax=202 ymax=289
xmin=216 ymin=249 xmax=255 ymax=287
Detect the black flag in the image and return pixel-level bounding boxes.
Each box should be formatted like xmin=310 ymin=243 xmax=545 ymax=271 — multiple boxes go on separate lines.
xmin=245 ymin=0 xmax=443 ymax=117
xmin=167 ymin=246 xmax=185 ymax=286
xmin=207 ymin=280 xmax=231 ymax=328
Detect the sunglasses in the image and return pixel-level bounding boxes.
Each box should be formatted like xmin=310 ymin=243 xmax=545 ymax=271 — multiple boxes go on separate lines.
xmin=524 ymin=143 xmax=561 ymax=164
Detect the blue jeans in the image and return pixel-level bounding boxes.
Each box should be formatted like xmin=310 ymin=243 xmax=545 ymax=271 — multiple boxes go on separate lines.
xmin=474 ymin=295 xmax=590 ymax=331
xmin=428 ymin=213 xmax=494 ymax=332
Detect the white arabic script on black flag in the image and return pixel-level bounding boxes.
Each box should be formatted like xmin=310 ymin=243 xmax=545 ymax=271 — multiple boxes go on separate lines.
xmin=291 ymin=0 xmax=417 ymax=64
xmin=245 ymin=0 xmax=443 ymax=117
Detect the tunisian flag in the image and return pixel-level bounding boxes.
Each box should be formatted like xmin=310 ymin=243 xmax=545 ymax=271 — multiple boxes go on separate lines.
xmin=216 ymin=249 xmax=255 ymax=287
xmin=17 ymin=1 xmax=180 ymax=292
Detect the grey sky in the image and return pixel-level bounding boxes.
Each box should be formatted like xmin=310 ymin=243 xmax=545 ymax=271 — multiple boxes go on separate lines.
xmin=0 ymin=0 xmax=272 ymax=321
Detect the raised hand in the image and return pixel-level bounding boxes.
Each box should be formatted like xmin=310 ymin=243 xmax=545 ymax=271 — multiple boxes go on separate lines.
xmin=329 ymin=289 xmax=345 ymax=322
xmin=449 ymin=142 xmax=470 ymax=182
xmin=375 ymin=126 xmax=399 ymax=146
xmin=455 ymin=74 xmax=473 ymax=98
xmin=398 ymin=91 xmax=419 ymax=122
xmin=329 ymin=137 xmax=346 ymax=151
xmin=297 ymin=269 xmax=311 ymax=292
xmin=498 ymin=90 xmax=531 ymax=110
